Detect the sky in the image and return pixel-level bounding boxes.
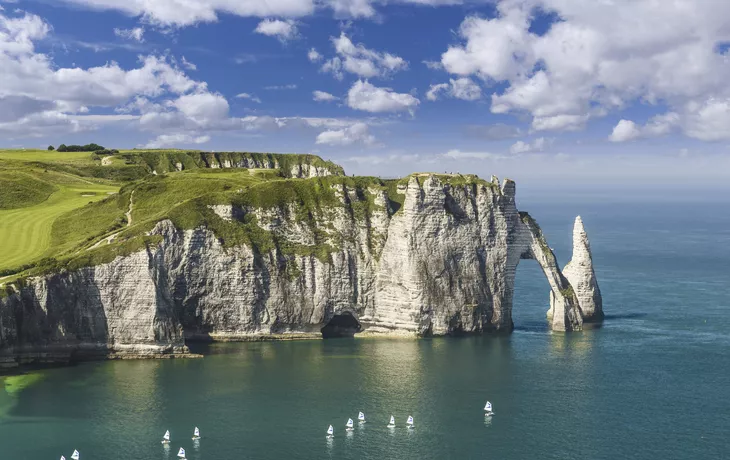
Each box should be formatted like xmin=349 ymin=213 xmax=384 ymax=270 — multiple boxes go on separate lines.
xmin=0 ymin=0 xmax=729 ymax=188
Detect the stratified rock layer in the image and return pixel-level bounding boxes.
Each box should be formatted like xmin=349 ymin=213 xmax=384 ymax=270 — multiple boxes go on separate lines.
xmin=0 ymin=174 xmax=596 ymax=367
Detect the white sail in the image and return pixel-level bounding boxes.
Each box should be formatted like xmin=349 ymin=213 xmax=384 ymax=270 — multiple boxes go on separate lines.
xmin=388 ymin=415 xmax=395 ymax=426
xmin=484 ymin=401 xmax=492 ymax=411
xmin=346 ymin=418 xmax=354 ymax=429
xmin=193 ymin=427 xmax=200 ymax=437
xmin=163 ymin=430 xmax=170 ymax=441
xmin=60 ymin=457 xmax=66 ymax=460
xmin=327 ymin=424 xmax=334 ymax=436
xmin=358 ymin=411 xmax=365 ymax=421
xmin=71 ymin=450 xmax=80 ymax=460
xmin=177 ymin=447 xmax=186 ymax=458
xmin=407 ymin=415 xmax=414 ymax=426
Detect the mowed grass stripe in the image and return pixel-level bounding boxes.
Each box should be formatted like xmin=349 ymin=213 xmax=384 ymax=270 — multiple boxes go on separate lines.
xmin=0 ymin=185 xmax=118 ymax=271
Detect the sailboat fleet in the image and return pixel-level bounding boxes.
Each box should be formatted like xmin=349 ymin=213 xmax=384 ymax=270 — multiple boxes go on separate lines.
xmin=58 ymin=400 xmax=495 ymax=457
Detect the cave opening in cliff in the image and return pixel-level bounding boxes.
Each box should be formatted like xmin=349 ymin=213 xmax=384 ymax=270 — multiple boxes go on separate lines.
xmin=321 ymin=312 xmax=362 ymax=338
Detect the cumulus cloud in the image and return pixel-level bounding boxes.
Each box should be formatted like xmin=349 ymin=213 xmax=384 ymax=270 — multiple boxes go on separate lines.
xmin=609 ymin=113 xmax=681 ymax=142
xmin=315 ymin=122 xmax=375 ymax=146
xmin=235 ymin=92 xmax=262 ymax=103
xmin=113 ymin=27 xmax=144 ymax=42
xmin=320 ymin=33 xmax=407 ymax=79
xmin=426 ymin=77 xmax=481 ymax=101
xmin=254 ymin=18 xmax=298 ymax=42
xmin=509 ymin=137 xmax=550 ymax=154
xmin=439 ymin=0 xmax=730 ymax=139
xmin=307 ymin=48 xmax=322 ymax=62
xmin=346 ymin=80 xmax=419 ymax=113
xmin=313 ymin=90 xmax=338 ymax=102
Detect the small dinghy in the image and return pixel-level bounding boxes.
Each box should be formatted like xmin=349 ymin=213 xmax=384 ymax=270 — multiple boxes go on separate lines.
xmin=406 ymin=415 xmax=414 ymax=428
xmin=177 ymin=447 xmax=186 ymax=459
xmin=484 ymin=401 xmax=494 ymax=416
xmin=387 ymin=415 xmax=395 ymax=428
xmin=358 ymin=412 xmax=366 ymax=423
xmin=192 ymin=427 xmax=200 ymax=440
xmin=326 ymin=424 xmax=334 ymax=437
xmin=71 ymin=450 xmax=80 ymax=460
xmin=162 ymin=430 xmax=171 ymax=444
xmin=346 ymin=418 xmax=354 ymax=431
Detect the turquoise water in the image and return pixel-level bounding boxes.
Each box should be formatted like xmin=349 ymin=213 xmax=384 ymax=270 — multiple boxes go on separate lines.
xmin=2 ymin=199 xmax=729 ymax=459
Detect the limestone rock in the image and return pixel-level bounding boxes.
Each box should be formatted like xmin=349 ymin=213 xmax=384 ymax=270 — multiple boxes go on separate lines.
xmin=0 ymin=174 xmax=598 ymax=366
xmin=563 ymin=216 xmax=603 ymax=322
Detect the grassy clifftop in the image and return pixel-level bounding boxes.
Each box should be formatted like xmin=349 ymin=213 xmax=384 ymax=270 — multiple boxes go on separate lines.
xmin=0 ymin=148 xmax=494 ymax=289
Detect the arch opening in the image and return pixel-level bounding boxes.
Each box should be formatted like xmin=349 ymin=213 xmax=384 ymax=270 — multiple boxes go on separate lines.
xmin=321 ymin=312 xmax=362 ymax=338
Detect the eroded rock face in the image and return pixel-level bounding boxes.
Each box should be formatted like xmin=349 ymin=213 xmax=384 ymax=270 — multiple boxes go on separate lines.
xmin=562 ymin=216 xmax=603 ymax=322
xmin=0 ymin=175 xmax=597 ymax=366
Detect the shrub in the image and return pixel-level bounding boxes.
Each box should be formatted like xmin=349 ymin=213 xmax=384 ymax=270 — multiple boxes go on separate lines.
xmin=57 ymin=143 xmax=105 ymax=152
xmin=48 ymin=145 xmax=55 ymax=151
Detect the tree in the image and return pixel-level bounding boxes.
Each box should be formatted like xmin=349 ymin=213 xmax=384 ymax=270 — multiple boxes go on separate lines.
xmin=57 ymin=144 xmax=67 ymax=152
xmin=47 ymin=145 xmax=55 ymax=151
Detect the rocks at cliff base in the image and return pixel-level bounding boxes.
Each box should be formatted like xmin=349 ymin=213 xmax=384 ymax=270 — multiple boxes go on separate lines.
xmin=562 ymin=216 xmax=603 ymax=323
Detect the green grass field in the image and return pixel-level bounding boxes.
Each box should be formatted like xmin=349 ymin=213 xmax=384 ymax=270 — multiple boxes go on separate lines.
xmin=0 ymin=183 xmax=118 ymax=271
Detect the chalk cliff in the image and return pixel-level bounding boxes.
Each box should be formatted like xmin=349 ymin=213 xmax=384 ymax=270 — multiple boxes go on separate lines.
xmin=0 ymin=172 xmax=600 ymax=367
xmin=550 ymin=216 xmax=603 ymax=323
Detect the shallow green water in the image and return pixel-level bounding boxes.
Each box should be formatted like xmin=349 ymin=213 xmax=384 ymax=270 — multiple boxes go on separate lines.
xmin=1 ymin=200 xmax=729 ymax=459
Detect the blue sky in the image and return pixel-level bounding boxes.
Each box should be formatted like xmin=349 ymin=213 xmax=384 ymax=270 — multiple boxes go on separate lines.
xmin=1 ymin=0 xmax=729 ymax=186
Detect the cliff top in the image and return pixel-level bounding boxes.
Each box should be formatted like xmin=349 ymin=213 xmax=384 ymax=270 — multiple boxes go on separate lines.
xmin=0 ymin=149 xmax=501 ymax=287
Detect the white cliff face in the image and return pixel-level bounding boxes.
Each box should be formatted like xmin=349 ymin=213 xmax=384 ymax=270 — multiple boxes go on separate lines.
xmin=562 ymin=216 xmax=603 ymax=322
xmin=0 ymin=174 xmax=598 ymax=366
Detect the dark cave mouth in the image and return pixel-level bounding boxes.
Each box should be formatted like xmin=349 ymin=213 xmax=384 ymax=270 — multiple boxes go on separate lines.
xmin=321 ymin=312 xmax=362 ymax=338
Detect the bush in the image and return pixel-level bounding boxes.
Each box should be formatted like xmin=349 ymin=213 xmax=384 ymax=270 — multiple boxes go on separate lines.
xmin=57 ymin=143 xmax=105 ymax=152
xmin=48 ymin=145 xmax=55 ymax=151
xmin=94 ymin=149 xmax=119 ymax=156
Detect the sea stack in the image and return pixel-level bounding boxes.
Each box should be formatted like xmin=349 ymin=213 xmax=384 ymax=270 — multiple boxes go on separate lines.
xmin=562 ymin=216 xmax=603 ymax=323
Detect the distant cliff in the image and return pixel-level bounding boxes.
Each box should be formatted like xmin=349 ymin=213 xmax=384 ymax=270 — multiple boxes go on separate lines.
xmin=0 ymin=169 xmax=602 ymax=368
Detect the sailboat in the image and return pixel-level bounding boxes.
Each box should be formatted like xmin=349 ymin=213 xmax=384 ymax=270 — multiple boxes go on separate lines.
xmin=177 ymin=447 xmax=186 ymax=459
xmin=71 ymin=450 xmax=80 ymax=460
xmin=326 ymin=425 xmax=334 ymax=437
xmin=162 ymin=430 xmax=171 ymax=444
xmin=346 ymin=418 xmax=354 ymax=431
xmin=358 ymin=412 xmax=366 ymax=423
xmin=192 ymin=427 xmax=200 ymax=440
xmin=387 ymin=415 xmax=395 ymax=428
xmin=60 ymin=457 xmax=66 ymax=460
xmin=484 ymin=401 xmax=494 ymax=416
xmin=406 ymin=415 xmax=414 ymax=428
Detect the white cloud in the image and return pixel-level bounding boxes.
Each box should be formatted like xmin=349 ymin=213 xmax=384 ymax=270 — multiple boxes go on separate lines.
xmin=307 ymin=48 xmax=322 ymax=62
xmin=509 ymin=137 xmax=549 ymax=154
xmin=235 ymin=92 xmax=262 ymax=103
xmin=264 ymin=84 xmax=297 ymax=90
xmin=313 ymin=90 xmax=338 ymax=102
xmin=423 ymin=60 xmax=442 ymax=70
xmin=254 ymin=19 xmax=298 ymax=42
xmin=442 ymin=149 xmax=504 ymax=160
xmin=181 ymin=56 xmax=197 ymax=70
xmin=346 ymin=80 xmax=419 ymax=113
xmin=142 ymin=133 xmax=211 ymax=148
xmin=58 ymin=0 xmax=316 ymax=26
xmin=609 ymin=113 xmax=681 ymax=142
xmin=426 ymin=77 xmax=481 ymax=101
xmin=320 ymin=33 xmax=407 ymax=79
xmin=113 ymin=27 xmax=144 ymax=42
xmin=439 ymin=1 xmax=730 ymax=138
xmin=315 ymin=122 xmax=375 ymax=146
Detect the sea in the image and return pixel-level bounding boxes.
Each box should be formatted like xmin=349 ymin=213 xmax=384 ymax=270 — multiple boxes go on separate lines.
xmin=2 ymin=190 xmax=729 ymax=459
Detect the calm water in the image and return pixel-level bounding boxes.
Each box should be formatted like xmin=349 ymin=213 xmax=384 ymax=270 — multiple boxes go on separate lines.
xmin=2 ymin=199 xmax=730 ymax=459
